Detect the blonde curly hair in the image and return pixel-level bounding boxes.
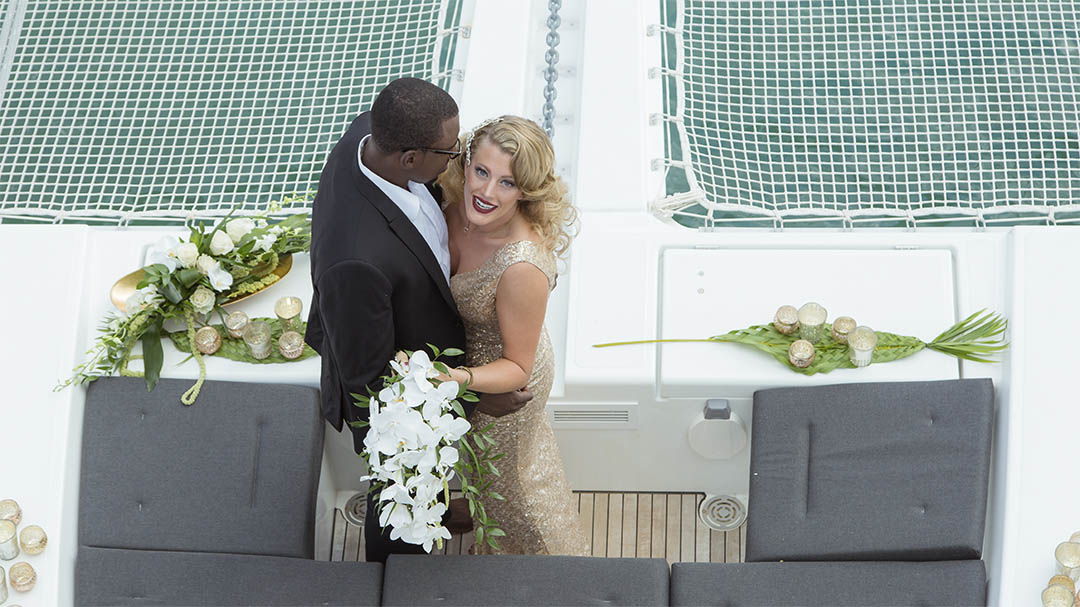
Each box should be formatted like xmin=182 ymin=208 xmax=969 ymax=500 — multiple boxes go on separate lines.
xmin=437 ymin=115 xmax=578 ymax=258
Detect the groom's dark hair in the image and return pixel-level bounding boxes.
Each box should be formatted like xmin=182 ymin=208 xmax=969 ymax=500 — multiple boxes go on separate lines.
xmin=370 ymin=77 xmax=458 ymax=153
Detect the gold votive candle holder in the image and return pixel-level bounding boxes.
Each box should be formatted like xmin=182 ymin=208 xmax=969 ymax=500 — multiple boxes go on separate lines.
xmin=773 ymin=305 xmax=799 ymax=335
xmin=193 ymin=326 xmax=222 ymax=355
xmin=848 ymin=326 xmax=877 ymax=367
xmin=275 ymin=296 xmax=303 ymax=332
xmin=0 ymin=565 xmax=7 ymax=604
xmin=1051 ymin=575 xmax=1077 ymax=594
xmin=1043 ymin=583 xmax=1075 ymax=607
xmin=797 ymin=302 xmax=828 ymax=343
xmin=224 ymin=310 xmax=249 ymax=339
xmin=831 ymin=316 xmax=857 ymax=344
xmin=0 ymin=500 xmax=20 ymax=526
xmin=788 ymin=339 xmax=816 ymax=368
xmin=18 ymin=525 xmax=46 ymax=556
xmin=1071 ymin=531 xmax=1080 ymax=544
xmin=1057 ymin=542 xmax=1080 ymax=580
xmin=278 ymin=330 xmax=305 ymax=359
xmin=8 ymin=561 xmax=33 ymax=592
xmin=0 ymin=520 xmax=17 ymax=561
xmin=243 ymin=320 xmax=272 ymax=360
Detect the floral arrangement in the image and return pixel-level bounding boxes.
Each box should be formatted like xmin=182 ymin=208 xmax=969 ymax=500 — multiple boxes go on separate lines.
xmin=596 ymin=308 xmax=1008 ymax=374
xmin=355 ymin=346 xmax=504 ymax=552
xmin=58 ymin=195 xmax=313 ymax=404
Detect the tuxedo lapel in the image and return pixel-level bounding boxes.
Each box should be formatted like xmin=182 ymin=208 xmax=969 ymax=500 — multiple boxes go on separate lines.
xmin=352 ymin=167 xmax=459 ymax=315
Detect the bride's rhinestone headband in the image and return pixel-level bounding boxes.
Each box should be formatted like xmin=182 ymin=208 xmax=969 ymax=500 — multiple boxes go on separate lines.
xmin=465 ymin=117 xmax=504 ymax=166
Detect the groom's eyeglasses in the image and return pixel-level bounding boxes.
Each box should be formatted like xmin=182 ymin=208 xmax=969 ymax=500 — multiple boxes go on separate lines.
xmin=415 ymin=139 xmax=462 ymax=160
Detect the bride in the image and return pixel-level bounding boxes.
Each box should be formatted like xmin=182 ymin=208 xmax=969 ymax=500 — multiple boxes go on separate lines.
xmin=437 ymin=115 xmax=588 ymax=556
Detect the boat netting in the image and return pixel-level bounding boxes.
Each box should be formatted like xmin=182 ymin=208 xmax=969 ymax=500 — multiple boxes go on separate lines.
xmin=654 ymin=0 xmax=1080 ymax=228
xmin=0 ymin=0 xmax=467 ymax=224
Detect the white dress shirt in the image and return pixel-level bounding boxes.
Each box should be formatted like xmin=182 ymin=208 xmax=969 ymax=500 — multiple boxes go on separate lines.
xmin=357 ymin=135 xmax=451 ymax=284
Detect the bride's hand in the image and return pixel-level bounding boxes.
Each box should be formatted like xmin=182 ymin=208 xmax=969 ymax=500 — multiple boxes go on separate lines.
xmin=437 ymin=366 xmax=473 ymax=386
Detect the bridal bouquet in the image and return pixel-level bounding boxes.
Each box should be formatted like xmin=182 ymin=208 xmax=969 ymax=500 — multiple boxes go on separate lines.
xmin=58 ymin=194 xmax=313 ymax=404
xmin=355 ymin=346 xmax=504 ymax=552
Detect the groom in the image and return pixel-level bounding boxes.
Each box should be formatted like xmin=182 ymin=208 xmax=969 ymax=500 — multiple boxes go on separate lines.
xmin=305 ymin=78 xmax=529 ymax=563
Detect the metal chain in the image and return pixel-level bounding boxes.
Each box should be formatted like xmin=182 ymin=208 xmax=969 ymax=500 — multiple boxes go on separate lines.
xmin=541 ymin=0 xmax=561 ymax=138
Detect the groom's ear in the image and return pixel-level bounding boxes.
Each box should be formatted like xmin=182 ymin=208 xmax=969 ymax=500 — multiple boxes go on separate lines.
xmin=399 ymin=150 xmax=421 ymax=170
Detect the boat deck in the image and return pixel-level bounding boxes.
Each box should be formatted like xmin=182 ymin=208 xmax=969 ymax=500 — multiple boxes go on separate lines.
xmin=327 ymin=491 xmax=745 ymax=564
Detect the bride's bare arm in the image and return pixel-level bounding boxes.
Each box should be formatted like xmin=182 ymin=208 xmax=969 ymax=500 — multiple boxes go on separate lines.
xmin=447 ymin=261 xmax=549 ymax=393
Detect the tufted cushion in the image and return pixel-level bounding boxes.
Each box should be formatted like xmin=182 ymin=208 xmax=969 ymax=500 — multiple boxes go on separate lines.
xmin=382 ymin=554 xmax=670 ymax=606
xmin=76 ymin=546 xmax=382 ymax=606
xmin=745 ymin=378 xmax=994 ymax=562
xmin=79 ymin=377 xmax=324 ymax=558
xmin=670 ymin=560 xmax=986 ymax=606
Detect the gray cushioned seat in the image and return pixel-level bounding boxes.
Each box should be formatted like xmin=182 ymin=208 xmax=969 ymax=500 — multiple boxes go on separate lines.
xmin=745 ymin=378 xmax=994 ymax=562
xmin=382 ymin=554 xmax=670 ymax=606
xmin=670 ymin=560 xmax=986 ymax=606
xmin=79 ymin=377 xmax=324 ymax=558
xmin=76 ymin=546 xmax=382 ymax=606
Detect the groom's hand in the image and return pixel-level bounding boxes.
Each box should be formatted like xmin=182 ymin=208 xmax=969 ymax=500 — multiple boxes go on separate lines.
xmin=475 ymin=388 xmax=532 ymax=417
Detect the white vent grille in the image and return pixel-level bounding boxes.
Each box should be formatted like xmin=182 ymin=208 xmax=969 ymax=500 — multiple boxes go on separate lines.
xmin=699 ymin=494 xmax=747 ymax=532
xmin=549 ymin=403 xmax=638 ymax=429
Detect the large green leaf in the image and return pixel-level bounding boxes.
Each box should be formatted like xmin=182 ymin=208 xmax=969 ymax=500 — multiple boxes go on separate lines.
xmin=168 ymin=318 xmax=316 ymax=364
xmin=709 ymin=323 xmax=926 ymax=375
xmin=141 ymin=318 xmax=164 ymax=391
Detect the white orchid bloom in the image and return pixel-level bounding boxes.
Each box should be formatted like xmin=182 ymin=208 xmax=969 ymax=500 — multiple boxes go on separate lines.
xmin=407 ymin=473 xmax=443 ymax=506
xmin=369 ymin=405 xmax=426 ymax=455
xmin=437 ymin=446 xmax=459 ymax=473
xmin=430 ymin=413 xmax=471 ymax=443
xmin=123 ymin=285 xmax=163 ymax=315
xmin=209 ymin=230 xmax=234 ymax=255
xmin=208 ymin=265 xmax=234 ymax=292
xmin=404 ymin=350 xmax=438 ymax=392
xmin=379 ymin=483 xmax=414 ymax=507
xmin=226 ymin=218 xmax=256 ymax=243
xmin=380 ymin=501 xmax=414 ymax=530
xmin=253 ymin=232 xmax=276 ymax=253
xmin=146 ymin=236 xmax=181 ymax=272
xmin=417 ymin=380 xmax=459 ymax=421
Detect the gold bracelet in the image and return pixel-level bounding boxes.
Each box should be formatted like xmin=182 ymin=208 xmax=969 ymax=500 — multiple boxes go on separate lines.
xmin=455 ymin=365 xmax=474 ymax=386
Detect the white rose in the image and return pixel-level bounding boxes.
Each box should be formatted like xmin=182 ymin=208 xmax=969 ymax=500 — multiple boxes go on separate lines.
xmin=196 ymin=254 xmax=218 ymax=275
xmin=175 ymin=242 xmax=199 ymax=268
xmin=226 ymin=218 xmax=255 ymax=244
xmin=188 ymin=285 xmax=216 ymax=315
xmin=209 ymin=230 xmax=234 ymax=255
xmin=208 ymin=266 xmax=234 ymax=292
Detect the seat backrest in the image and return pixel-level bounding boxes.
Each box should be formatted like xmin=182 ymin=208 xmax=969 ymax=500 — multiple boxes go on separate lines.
xmin=79 ymin=377 xmax=324 ymax=558
xmin=745 ymin=378 xmax=994 ymax=562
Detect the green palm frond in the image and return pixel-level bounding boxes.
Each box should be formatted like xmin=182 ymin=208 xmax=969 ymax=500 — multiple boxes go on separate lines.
xmin=926 ymin=309 xmax=1009 ymax=363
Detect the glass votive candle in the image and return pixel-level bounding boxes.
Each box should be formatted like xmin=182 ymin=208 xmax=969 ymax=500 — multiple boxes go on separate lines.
xmin=773 ymin=305 xmax=799 ymax=335
xmin=224 ymin=310 xmax=249 ymax=339
xmin=0 ymin=500 xmax=20 ymax=526
xmin=0 ymin=520 xmax=17 ymax=560
xmin=278 ymin=330 xmax=305 ymax=359
xmin=275 ymin=296 xmax=303 ymax=332
xmin=1050 ymin=575 xmax=1077 ymax=594
xmin=831 ymin=316 xmax=857 ymax=344
xmin=0 ymin=565 xmax=6 ymax=604
xmin=243 ymin=320 xmax=272 ymax=360
xmin=788 ymin=339 xmax=816 ymax=368
xmin=193 ymin=326 xmax=222 ymax=355
xmin=8 ymin=562 xmax=33 ymax=592
xmin=797 ymin=302 xmax=828 ymax=343
xmin=1057 ymin=542 xmax=1080 ymax=580
xmin=18 ymin=526 xmax=46 ymax=556
xmin=1071 ymin=531 xmax=1080 ymax=544
xmin=848 ymin=325 xmax=877 ymax=367
xmin=1043 ymin=583 xmax=1075 ymax=607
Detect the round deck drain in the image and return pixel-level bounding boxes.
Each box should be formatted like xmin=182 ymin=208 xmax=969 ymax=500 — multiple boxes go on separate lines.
xmin=699 ymin=494 xmax=746 ymax=531
xmin=343 ymin=491 xmax=367 ymax=527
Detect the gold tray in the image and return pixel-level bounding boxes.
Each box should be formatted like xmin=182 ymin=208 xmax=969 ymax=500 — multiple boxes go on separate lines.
xmin=110 ymin=254 xmax=293 ymax=312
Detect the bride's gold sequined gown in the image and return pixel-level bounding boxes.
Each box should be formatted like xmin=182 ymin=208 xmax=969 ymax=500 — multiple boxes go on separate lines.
xmin=450 ymin=240 xmax=589 ymax=556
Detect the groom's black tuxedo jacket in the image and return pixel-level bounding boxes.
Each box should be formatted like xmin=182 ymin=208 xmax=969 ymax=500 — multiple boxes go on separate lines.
xmin=305 ymin=112 xmax=467 ymax=453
